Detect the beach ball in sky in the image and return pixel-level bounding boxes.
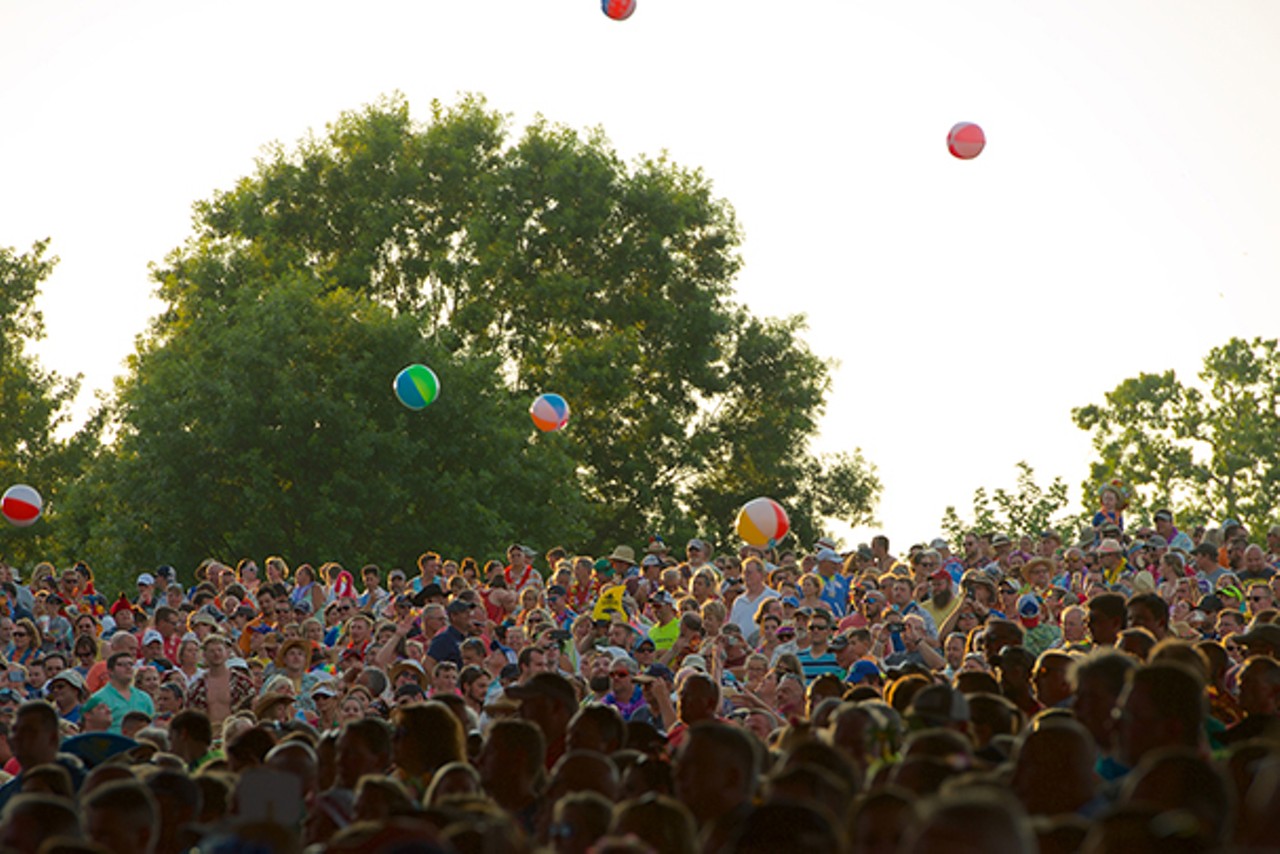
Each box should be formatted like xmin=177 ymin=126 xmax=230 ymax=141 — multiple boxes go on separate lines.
xmin=603 ymin=0 xmax=636 ymax=21
xmin=947 ymin=122 xmax=986 ymax=160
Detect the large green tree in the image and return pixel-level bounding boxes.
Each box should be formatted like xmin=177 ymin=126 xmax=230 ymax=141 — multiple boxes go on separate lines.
xmin=65 ymin=94 xmax=877 ymax=575
xmin=0 ymin=241 xmax=83 ymax=565
xmin=1072 ymin=336 xmax=1280 ymax=535
xmin=59 ymin=274 xmax=590 ymax=587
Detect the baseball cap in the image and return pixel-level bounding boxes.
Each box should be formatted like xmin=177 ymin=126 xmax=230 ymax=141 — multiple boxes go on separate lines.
xmin=633 ymin=637 xmax=656 ymax=653
xmin=828 ymin=633 xmax=850 ymax=651
xmin=142 ymin=629 xmax=163 ymax=645
xmin=930 ymin=568 xmax=951 ymax=582
xmin=547 ymin=584 xmax=568 ymax=597
xmin=155 ymin=565 xmax=175 ymax=580
xmin=445 ymin=599 xmax=475 ymax=615
xmin=929 ymin=538 xmax=949 ymax=550
xmin=651 ymin=590 xmax=675 ymax=608
xmin=1195 ymin=594 xmax=1224 ymax=613
xmin=682 ymin=654 xmax=708 ymax=672
xmin=990 ymin=534 xmax=1012 ymax=548
xmin=1234 ymin=623 xmax=1280 ymax=653
xmin=1016 ymin=594 xmax=1042 ymax=621
xmin=816 ymin=548 xmax=842 ymax=564
xmin=311 ymin=681 xmax=339 ymax=698
xmin=686 ymin=538 xmax=710 ymax=553
xmin=846 ymin=659 xmax=883 ymax=685
xmin=395 ymin=683 xmax=425 ymax=700
xmin=136 ymin=573 xmax=155 ymax=586
xmin=505 ymin=672 xmax=577 ymax=710
xmin=641 ymin=554 xmax=663 ymax=568
xmin=1154 ymin=509 xmax=1174 ymax=522
xmin=781 ymin=596 xmax=800 ymax=608
xmin=646 ymin=663 xmax=675 ymax=683
xmin=388 ymin=568 xmax=406 ymax=581
xmin=907 ymin=684 xmax=970 ymax=728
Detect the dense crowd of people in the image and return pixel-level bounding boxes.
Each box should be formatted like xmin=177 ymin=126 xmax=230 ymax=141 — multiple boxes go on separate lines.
xmin=0 ymin=505 xmax=1278 ymax=853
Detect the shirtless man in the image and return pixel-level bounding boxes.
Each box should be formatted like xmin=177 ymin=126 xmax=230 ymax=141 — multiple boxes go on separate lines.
xmin=188 ymin=634 xmax=254 ymax=729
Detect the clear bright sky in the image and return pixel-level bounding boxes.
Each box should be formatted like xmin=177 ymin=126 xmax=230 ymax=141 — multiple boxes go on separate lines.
xmin=3 ymin=1 xmax=1279 ymax=549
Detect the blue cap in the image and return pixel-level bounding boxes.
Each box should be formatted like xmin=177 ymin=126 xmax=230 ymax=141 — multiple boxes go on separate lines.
xmin=781 ymin=596 xmax=800 ymax=608
xmin=1017 ymin=594 xmax=1043 ymax=619
xmin=645 ymin=663 xmax=675 ymax=682
xmin=846 ymin=659 xmax=882 ymax=684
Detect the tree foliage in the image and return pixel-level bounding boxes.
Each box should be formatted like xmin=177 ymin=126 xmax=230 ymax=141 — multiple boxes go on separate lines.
xmin=1072 ymin=337 xmax=1280 ymax=535
xmin=941 ymin=462 xmax=1076 ymax=545
xmin=0 ymin=241 xmax=83 ymax=565
xmin=58 ymin=275 xmax=591 ymax=588
xmin=61 ymin=94 xmax=878 ymax=576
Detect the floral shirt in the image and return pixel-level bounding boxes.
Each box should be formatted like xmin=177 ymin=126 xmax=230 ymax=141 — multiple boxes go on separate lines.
xmin=188 ymin=668 xmax=257 ymax=718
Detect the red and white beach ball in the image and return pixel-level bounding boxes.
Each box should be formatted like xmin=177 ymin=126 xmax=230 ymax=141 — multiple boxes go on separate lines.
xmin=947 ymin=122 xmax=986 ymax=160
xmin=1 ymin=484 xmax=43 ymax=527
xmin=735 ymin=497 xmax=790 ymax=547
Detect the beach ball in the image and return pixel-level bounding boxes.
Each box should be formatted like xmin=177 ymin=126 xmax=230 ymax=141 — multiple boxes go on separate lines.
xmin=947 ymin=122 xmax=985 ymax=160
xmin=2 ymin=484 xmax=43 ymax=527
xmin=394 ymin=364 xmax=440 ymax=410
xmin=735 ymin=497 xmax=790 ymax=547
xmin=530 ymin=393 xmax=571 ymax=432
xmin=603 ymin=0 xmax=636 ymax=21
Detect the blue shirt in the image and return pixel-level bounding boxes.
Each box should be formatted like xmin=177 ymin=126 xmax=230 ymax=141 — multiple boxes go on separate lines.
xmin=797 ymin=647 xmax=843 ymax=683
xmin=818 ymin=574 xmax=852 ymax=617
xmin=426 ymin=625 xmax=466 ymax=667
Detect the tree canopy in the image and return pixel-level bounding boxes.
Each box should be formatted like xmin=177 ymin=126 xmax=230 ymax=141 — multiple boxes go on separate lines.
xmin=0 ymin=240 xmax=84 ymax=566
xmin=940 ymin=462 xmax=1078 ymax=546
xmin=1072 ymin=336 xmax=1280 ymax=535
xmin=54 ymin=94 xmax=877 ymax=583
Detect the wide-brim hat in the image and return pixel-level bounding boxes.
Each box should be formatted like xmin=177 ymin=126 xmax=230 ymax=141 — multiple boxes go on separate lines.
xmin=1235 ymin=623 xmax=1280 ymax=653
xmin=1097 ymin=538 xmax=1124 ymax=556
xmin=274 ymin=638 xmax=312 ymax=670
xmin=253 ymin=692 xmax=295 ymax=720
xmin=389 ymin=659 xmax=427 ymax=687
xmin=608 ymin=545 xmax=637 ymax=566
xmin=48 ymin=670 xmax=88 ymax=700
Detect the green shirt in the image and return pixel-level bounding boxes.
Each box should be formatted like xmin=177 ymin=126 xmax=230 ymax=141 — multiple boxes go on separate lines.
xmin=649 ymin=619 xmax=680 ymax=651
xmin=88 ymin=682 xmax=156 ymax=734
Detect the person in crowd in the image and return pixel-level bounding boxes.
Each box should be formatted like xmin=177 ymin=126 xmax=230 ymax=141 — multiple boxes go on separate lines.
xmin=0 ymin=511 xmax=1275 ymax=851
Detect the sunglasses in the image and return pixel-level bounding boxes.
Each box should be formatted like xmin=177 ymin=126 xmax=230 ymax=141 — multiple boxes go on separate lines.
xmin=611 ymin=670 xmax=632 ymax=678
xmin=12 ymin=632 xmax=27 ymax=638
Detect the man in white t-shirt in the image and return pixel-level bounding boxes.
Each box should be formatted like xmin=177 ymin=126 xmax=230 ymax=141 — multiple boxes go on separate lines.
xmin=728 ymin=556 xmax=779 ymax=637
